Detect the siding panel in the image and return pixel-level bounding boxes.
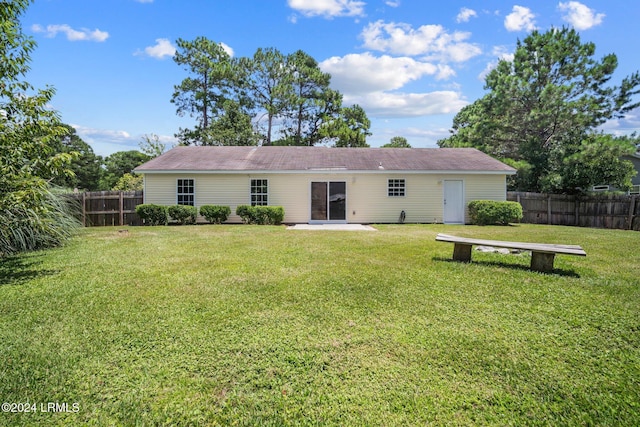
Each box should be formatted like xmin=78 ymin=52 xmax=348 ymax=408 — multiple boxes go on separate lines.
xmin=143 ymin=172 xmax=508 ymax=224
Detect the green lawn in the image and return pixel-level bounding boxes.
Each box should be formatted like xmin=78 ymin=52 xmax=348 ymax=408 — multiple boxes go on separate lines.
xmin=0 ymin=224 xmax=638 ymax=426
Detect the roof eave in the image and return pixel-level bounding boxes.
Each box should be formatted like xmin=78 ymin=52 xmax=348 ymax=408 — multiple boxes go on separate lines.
xmin=135 ymin=169 xmax=516 ymax=175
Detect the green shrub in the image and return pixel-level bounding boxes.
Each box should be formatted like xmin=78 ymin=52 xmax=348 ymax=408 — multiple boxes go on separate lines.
xmin=236 ymin=205 xmax=285 ymax=225
xmin=265 ymin=206 xmax=284 ymax=225
xmin=136 ymin=204 xmax=168 ymax=226
xmin=168 ymin=205 xmax=197 ymax=225
xmin=236 ymin=205 xmax=253 ymax=224
xmin=468 ymin=200 xmax=523 ymax=225
xmin=200 ymin=205 xmax=231 ymax=224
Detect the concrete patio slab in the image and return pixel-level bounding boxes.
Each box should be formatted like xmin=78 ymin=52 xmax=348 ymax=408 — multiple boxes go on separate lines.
xmin=286 ymin=224 xmax=377 ymax=231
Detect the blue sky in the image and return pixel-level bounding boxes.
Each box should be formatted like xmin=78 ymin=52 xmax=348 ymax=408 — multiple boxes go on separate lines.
xmin=22 ymin=0 xmax=640 ymax=156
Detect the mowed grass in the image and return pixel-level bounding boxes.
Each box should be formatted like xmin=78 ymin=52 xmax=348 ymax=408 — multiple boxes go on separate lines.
xmin=0 ymin=224 xmax=638 ymax=426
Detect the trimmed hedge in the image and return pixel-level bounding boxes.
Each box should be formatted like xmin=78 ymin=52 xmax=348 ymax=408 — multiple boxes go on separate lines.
xmin=236 ymin=205 xmax=285 ymax=225
xmin=200 ymin=205 xmax=231 ymax=224
xmin=468 ymin=200 xmax=523 ymax=226
xmin=135 ymin=204 xmax=168 ymax=226
xmin=167 ymin=205 xmax=197 ymax=225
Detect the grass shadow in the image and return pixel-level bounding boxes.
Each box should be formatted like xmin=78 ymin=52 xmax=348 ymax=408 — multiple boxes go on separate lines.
xmin=431 ymin=256 xmax=581 ymax=278
xmin=0 ymin=254 xmax=59 ymax=286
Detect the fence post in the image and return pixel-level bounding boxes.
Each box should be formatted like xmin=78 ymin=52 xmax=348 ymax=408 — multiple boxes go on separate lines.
xmin=119 ymin=191 xmax=124 ymax=226
xmin=547 ymin=195 xmax=552 ymax=225
xmin=82 ymin=192 xmax=86 ymax=227
xmin=629 ymin=195 xmax=637 ymax=230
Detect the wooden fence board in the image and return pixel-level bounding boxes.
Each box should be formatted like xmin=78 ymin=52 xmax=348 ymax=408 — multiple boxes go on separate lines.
xmin=508 ymin=192 xmax=639 ymax=231
xmin=71 ymin=191 xmax=143 ymax=227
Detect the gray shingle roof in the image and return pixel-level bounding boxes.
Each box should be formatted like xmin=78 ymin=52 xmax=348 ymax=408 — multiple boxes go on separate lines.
xmin=134 ymin=146 xmax=515 ymax=173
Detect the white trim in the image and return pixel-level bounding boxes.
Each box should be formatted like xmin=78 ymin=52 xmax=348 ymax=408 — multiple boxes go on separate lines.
xmin=137 ymin=169 xmax=516 ymax=176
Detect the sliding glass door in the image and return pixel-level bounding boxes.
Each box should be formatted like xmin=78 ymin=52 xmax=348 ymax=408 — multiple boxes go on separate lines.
xmin=311 ymin=181 xmax=346 ymax=222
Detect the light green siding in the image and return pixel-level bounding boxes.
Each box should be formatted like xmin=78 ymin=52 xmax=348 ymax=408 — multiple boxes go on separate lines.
xmin=142 ymin=172 xmax=509 ymax=224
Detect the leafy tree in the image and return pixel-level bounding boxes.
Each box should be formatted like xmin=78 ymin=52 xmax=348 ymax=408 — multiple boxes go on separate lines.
xmin=382 ymin=136 xmax=411 ymax=148
xmin=439 ymin=28 xmax=640 ymax=193
xmin=280 ymin=50 xmax=339 ymax=146
xmin=321 ymin=104 xmax=371 ymax=148
xmin=171 ymin=40 xmax=372 ymax=147
xmin=242 ymin=47 xmax=291 ymax=145
xmin=51 ymin=124 xmax=102 ymax=190
xmin=139 ymin=133 xmax=168 ymax=158
xmin=100 ymin=150 xmax=150 ymax=190
xmin=1 ymin=0 xmax=80 ymax=256
xmin=171 ymin=37 xmax=235 ymax=145
xmin=112 ymin=173 xmax=143 ymax=191
xmin=550 ymin=133 xmax=636 ymax=192
xmin=207 ymin=100 xmax=259 ymax=146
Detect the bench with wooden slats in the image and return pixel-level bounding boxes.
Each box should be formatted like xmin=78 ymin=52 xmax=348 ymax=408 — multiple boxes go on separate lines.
xmin=435 ymin=233 xmax=586 ymax=273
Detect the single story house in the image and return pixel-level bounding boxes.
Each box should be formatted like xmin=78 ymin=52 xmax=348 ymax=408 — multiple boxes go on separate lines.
xmin=134 ymin=146 xmax=516 ymax=224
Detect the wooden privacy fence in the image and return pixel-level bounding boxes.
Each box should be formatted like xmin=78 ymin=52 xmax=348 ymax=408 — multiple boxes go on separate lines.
xmin=71 ymin=191 xmax=143 ymax=227
xmin=71 ymin=190 xmax=639 ymax=230
xmin=508 ymin=192 xmax=640 ymax=231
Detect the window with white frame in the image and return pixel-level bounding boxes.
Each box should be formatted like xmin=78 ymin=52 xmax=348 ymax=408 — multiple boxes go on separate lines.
xmin=251 ymin=179 xmax=268 ymax=206
xmin=388 ymin=179 xmax=405 ymax=197
xmin=177 ymin=179 xmax=195 ymax=206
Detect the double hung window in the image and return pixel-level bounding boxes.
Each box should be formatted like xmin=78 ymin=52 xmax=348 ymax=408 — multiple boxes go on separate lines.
xmin=177 ymin=179 xmax=195 ymax=205
xmin=251 ymin=179 xmax=268 ymax=206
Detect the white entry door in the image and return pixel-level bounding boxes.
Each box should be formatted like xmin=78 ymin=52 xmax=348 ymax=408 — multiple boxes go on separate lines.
xmin=443 ymin=180 xmax=464 ymax=224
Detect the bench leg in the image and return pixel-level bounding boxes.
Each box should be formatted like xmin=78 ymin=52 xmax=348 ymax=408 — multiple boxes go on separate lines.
xmin=452 ymin=243 xmax=472 ymax=262
xmin=531 ymin=252 xmax=555 ymax=273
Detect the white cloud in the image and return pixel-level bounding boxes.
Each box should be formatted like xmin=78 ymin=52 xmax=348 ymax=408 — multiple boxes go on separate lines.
xmin=138 ymin=38 xmax=176 ymax=59
xmin=385 ymin=1 xmax=400 ymax=7
xmin=478 ymin=47 xmax=515 ymax=81
xmin=287 ymin=0 xmax=365 ymax=18
xmin=504 ymin=5 xmax=536 ymax=32
xmin=600 ymin=108 xmax=640 ymax=135
xmin=135 ymin=0 xmax=154 ymax=3
xmin=73 ymin=125 xmax=133 ymax=143
xmin=320 ymin=52 xmax=454 ymax=95
xmin=558 ymin=1 xmax=604 ymax=30
xmin=72 ymin=124 xmax=178 ymax=156
xmin=345 ymin=91 xmax=468 ymax=118
xmin=136 ymin=39 xmax=232 ymax=60
xmin=219 ymin=42 xmax=235 ymax=57
xmin=360 ymin=20 xmax=481 ymax=62
xmin=319 ymin=52 xmax=465 ymax=118
xmin=456 ymin=7 xmax=477 ymax=23
xmin=31 ymin=24 xmax=109 ymax=42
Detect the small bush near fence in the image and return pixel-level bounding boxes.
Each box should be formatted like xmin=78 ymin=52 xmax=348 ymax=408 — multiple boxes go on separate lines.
xmin=200 ymin=205 xmax=231 ymax=224
xmin=468 ymin=200 xmax=523 ymax=226
xmin=236 ymin=205 xmax=285 ymax=225
xmin=168 ymin=205 xmax=197 ymax=225
xmin=136 ymin=204 xmax=168 ymax=226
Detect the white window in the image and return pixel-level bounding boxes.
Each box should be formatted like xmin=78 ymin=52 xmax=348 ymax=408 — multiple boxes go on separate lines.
xmin=251 ymin=179 xmax=268 ymax=206
xmin=177 ymin=179 xmax=194 ymax=206
xmin=388 ymin=179 xmax=405 ymax=197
